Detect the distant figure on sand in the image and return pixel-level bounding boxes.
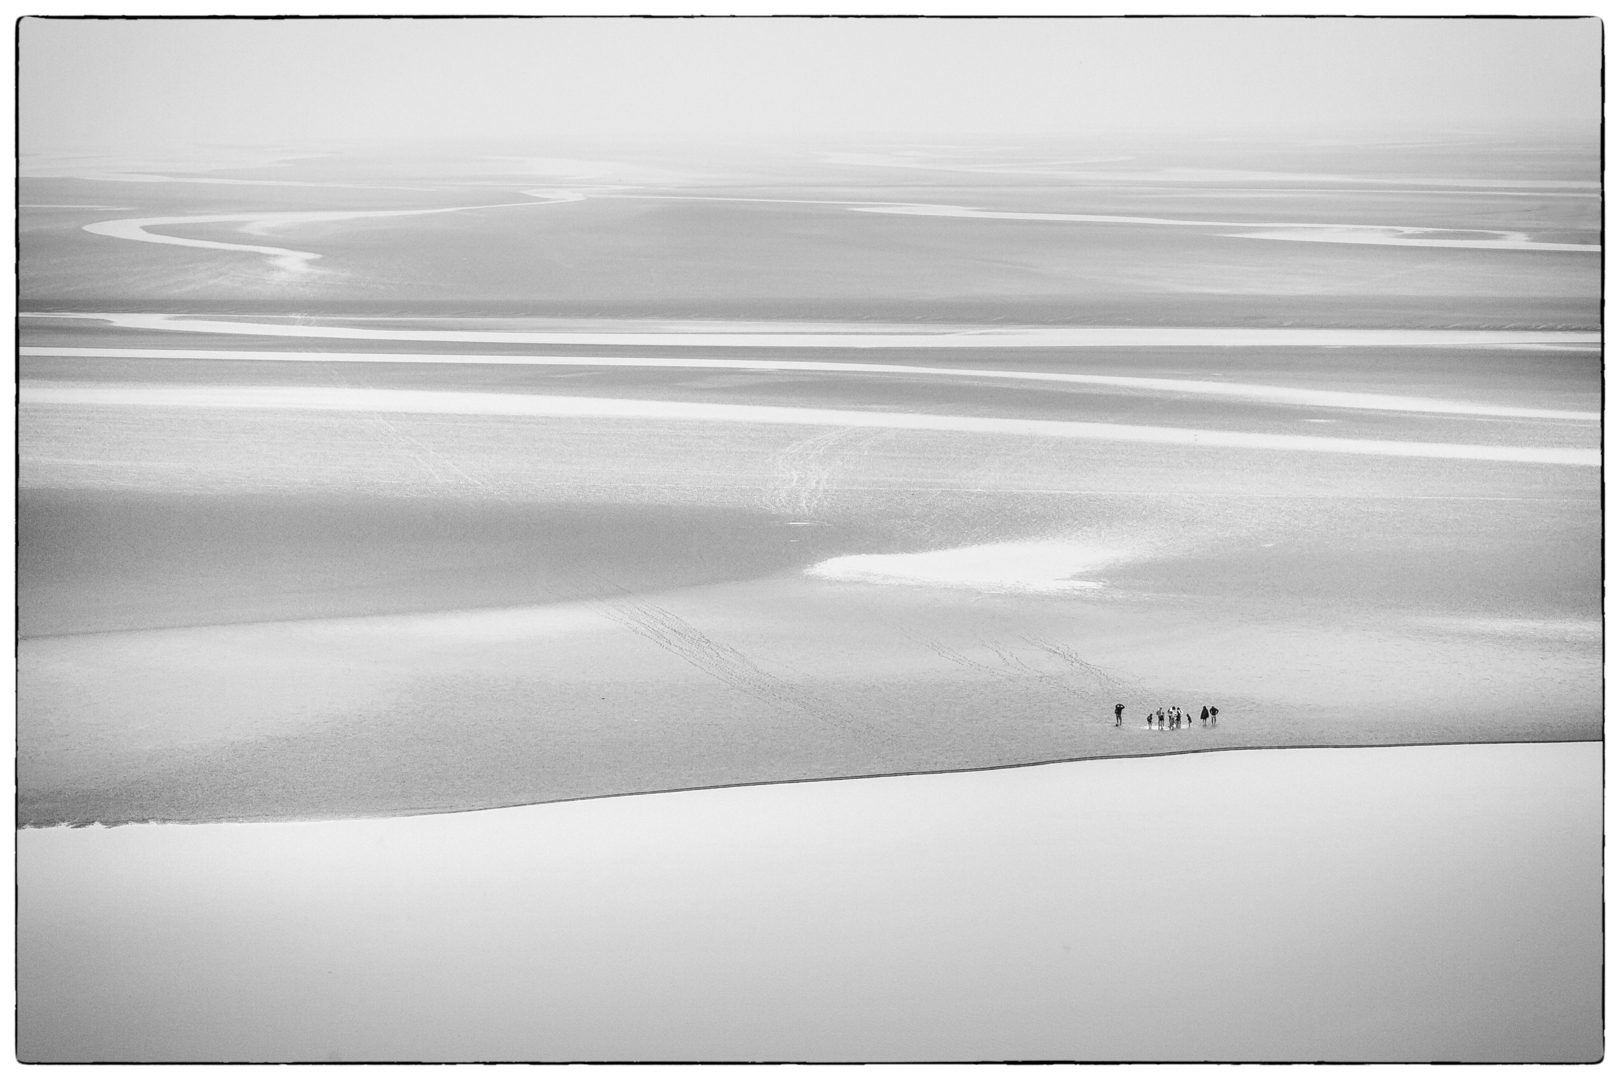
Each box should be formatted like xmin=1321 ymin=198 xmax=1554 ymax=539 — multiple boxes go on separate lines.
xmin=1146 ymin=712 xmax=1154 ymax=729
xmin=1201 ymin=705 xmax=1209 ymax=726
xmin=1115 ymin=703 xmax=1124 ymax=726
xmin=1210 ymin=706 xmax=1219 ymax=726
xmin=1157 ymin=708 xmax=1165 ymax=729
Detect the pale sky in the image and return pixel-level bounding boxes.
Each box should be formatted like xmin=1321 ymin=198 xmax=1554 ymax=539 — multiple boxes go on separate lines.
xmin=20 ymin=16 xmax=1602 ymax=153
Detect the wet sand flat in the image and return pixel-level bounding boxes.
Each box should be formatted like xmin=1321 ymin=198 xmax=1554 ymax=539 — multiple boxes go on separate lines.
xmin=18 ymin=741 xmax=1601 ymax=1062
xmin=17 ymin=141 xmax=1600 ymax=828
xmin=18 ymin=341 xmax=1599 ymax=824
xmin=18 ymin=572 xmax=1599 ymax=826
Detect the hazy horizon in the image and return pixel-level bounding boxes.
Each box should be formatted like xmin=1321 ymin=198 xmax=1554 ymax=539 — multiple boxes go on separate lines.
xmin=21 ymin=16 xmax=1601 ymax=157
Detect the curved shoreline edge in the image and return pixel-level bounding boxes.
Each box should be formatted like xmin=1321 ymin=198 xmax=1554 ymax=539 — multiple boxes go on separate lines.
xmin=24 ymin=735 xmax=1600 ymax=831
xmin=76 ymin=191 xmax=583 ymax=275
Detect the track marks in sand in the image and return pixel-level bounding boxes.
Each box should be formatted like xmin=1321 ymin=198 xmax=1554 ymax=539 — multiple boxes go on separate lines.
xmin=1018 ymin=635 xmax=1120 ymax=690
xmin=359 ymin=415 xmax=498 ymax=494
xmin=548 ymin=556 xmax=856 ymax=729
xmin=596 ymin=598 xmax=856 ymax=729
xmin=896 ymin=623 xmax=1139 ymax=705
xmin=762 ymin=428 xmax=891 ymax=518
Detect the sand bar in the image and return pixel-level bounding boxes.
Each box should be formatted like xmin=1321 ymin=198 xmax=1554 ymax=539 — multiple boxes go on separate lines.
xmin=21 ymin=383 xmax=1599 ymax=466
xmin=23 ymin=312 xmax=1601 ymax=349
xmin=852 ymin=203 xmax=1599 ymax=251
xmin=23 ymin=346 xmax=1599 ymax=421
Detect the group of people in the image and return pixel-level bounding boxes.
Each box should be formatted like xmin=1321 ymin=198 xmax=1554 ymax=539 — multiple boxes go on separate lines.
xmin=1111 ymin=702 xmax=1218 ymax=729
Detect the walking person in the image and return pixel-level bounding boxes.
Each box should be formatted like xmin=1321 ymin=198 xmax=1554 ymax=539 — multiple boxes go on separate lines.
xmin=1209 ymin=705 xmax=1219 ymax=726
xmin=1157 ymin=708 xmax=1165 ymax=730
xmin=1115 ymin=702 xmax=1125 ymax=727
xmin=1201 ymin=705 xmax=1209 ymax=726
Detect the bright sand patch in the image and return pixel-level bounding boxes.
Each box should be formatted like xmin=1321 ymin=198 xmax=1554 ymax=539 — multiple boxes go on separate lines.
xmin=808 ymin=540 xmax=1125 ymax=592
xmin=17 ymin=742 xmax=1599 ymax=1062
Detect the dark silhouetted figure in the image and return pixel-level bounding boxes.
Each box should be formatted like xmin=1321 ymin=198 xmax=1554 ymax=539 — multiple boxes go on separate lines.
xmin=1115 ymin=703 xmax=1124 ymax=726
xmin=1201 ymin=705 xmax=1210 ymax=726
xmin=1210 ymin=706 xmax=1219 ymax=726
